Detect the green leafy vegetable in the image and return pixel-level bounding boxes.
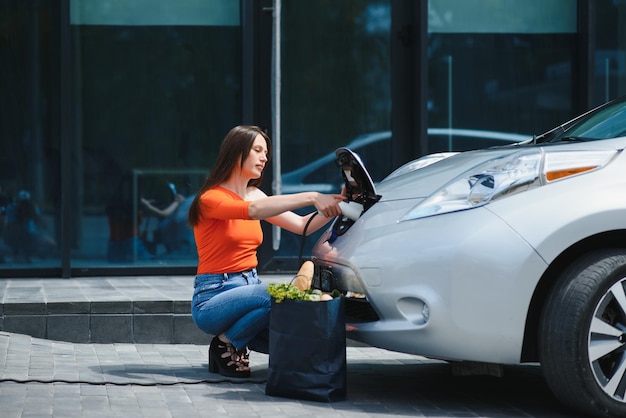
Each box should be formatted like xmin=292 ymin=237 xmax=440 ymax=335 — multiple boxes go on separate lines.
xmin=267 ymin=282 xmax=333 ymax=303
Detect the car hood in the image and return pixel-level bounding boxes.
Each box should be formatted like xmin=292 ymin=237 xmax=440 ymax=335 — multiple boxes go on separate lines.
xmin=375 ymin=147 xmax=533 ymax=201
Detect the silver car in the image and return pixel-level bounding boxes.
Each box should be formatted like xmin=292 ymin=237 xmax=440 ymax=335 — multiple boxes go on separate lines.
xmin=312 ymin=96 xmax=626 ymax=418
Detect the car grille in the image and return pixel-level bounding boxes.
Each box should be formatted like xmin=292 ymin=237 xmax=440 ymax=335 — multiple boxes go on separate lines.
xmin=344 ymin=297 xmax=380 ymax=323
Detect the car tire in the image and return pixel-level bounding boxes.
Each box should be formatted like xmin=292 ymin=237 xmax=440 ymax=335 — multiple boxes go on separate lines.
xmin=539 ymin=249 xmax=626 ymax=418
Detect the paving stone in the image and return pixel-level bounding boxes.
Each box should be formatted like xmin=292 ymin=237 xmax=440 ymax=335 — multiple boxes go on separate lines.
xmin=3 ymin=315 xmax=46 ymax=339
xmin=91 ymin=301 xmax=133 ymax=314
xmin=47 ymin=314 xmax=90 ymax=343
xmin=133 ymin=314 xmax=174 ymax=343
xmin=47 ymin=301 xmax=91 ymax=314
xmin=90 ymin=314 xmax=133 ymax=343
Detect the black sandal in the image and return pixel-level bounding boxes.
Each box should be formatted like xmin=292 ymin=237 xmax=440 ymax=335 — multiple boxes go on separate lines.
xmin=237 ymin=347 xmax=250 ymax=365
xmin=208 ymin=336 xmax=251 ymax=378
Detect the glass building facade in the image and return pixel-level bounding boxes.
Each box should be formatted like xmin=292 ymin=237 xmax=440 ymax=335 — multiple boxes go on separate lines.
xmin=1 ymin=0 xmax=624 ymax=278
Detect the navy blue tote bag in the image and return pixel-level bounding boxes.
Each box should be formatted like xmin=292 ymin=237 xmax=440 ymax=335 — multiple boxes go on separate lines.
xmin=265 ymin=296 xmax=347 ymax=402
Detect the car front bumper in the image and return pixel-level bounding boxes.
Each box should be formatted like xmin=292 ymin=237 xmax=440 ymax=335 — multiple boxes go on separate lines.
xmin=312 ymin=200 xmax=547 ymax=364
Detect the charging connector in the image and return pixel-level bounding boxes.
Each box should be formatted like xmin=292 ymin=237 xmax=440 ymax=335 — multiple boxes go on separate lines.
xmin=338 ymin=201 xmax=363 ymax=221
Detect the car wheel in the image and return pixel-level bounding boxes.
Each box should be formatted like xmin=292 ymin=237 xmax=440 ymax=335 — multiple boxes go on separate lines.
xmin=539 ymin=249 xmax=626 ymax=418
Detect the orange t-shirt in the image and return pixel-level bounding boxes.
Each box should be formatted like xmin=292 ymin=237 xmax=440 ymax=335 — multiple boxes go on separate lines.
xmin=194 ymin=186 xmax=262 ymax=274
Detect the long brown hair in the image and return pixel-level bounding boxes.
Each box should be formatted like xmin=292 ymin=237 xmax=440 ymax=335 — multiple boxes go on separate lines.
xmin=188 ymin=126 xmax=271 ymax=226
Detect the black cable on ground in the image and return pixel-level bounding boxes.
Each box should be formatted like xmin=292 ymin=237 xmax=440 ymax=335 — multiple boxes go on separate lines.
xmin=0 ymin=377 xmax=266 ymax=386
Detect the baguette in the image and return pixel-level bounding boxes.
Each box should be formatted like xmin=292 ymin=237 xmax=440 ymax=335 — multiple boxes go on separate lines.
xmin=292 ymin=260 xmax=314 ymax=291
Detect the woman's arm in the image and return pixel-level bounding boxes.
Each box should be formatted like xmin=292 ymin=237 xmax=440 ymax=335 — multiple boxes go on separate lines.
xmin=246 ymin=188 xmax=343 ymax=220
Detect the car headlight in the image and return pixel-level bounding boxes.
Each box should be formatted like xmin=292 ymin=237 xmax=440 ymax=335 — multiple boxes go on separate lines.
xmin=400 ymin=149 xmax=619 ymax=221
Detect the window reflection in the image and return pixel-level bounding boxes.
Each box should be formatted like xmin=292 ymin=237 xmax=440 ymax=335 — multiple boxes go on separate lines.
xmin=0 ymin=0 xmax=61 ymax=268
xmin=428 ymin=0 xmax=577 ymax=143
xmin=593 ymin=0 xmax=626 ymax=104
xmin=103 ymin=170 xmax=201 ymax=264
xmin=269 ymin=0 xmax=392 ymax=271
xmin=71 ymin=2 xmax=240 ymax=266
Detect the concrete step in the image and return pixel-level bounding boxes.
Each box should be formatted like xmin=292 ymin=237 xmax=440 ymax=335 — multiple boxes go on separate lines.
xmin=1 ymin=298 xmax=209 ymax=344
xmin=0 ymin=274 xmax=292 ymax=345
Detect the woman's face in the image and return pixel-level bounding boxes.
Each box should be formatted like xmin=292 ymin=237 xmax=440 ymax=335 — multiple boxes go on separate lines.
xmin=242 ymin=134 xmax=269 ymax=179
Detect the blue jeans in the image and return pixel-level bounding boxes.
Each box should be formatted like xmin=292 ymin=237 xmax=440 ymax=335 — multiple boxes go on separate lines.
xmin=191 ymin=268 xmax=270 ymax=354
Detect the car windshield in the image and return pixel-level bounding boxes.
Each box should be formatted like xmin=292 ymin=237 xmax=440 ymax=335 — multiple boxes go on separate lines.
xmin=548 ymin=97 xmax=626 ymax=143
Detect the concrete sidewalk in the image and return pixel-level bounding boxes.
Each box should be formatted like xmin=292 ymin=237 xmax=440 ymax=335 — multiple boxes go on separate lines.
xmin=0 ymin=331 xmax=577 ymax=418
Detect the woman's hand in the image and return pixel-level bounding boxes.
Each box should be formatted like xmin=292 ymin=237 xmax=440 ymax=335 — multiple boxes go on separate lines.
xmin=314 ymin=193 xmax=344 ymax=218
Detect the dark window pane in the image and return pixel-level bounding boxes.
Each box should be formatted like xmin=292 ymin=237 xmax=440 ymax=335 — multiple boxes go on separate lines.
xmin=71 ymin=3 xmax=241 ymax=267
xmin=0 ymin=1 xmax=62 ymax=268
xmin=428 ymin=1 xmax=577 ymax=149
xmin=271 ymin=1 xmax=391 ymax=269
xmin=593 ymin=0 xmax=626 ymax=105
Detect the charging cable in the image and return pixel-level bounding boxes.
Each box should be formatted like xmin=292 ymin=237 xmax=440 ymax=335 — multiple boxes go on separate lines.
xmin=298 ymin=211 xmax=318 ymax=265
